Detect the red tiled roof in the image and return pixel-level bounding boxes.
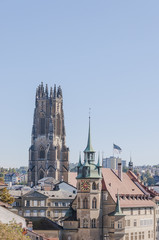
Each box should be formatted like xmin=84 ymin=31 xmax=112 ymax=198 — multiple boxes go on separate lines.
xmin=68 ymin=169 xmax=156 ymax=208
xmin=102 ymin=168 xmax=155 ymax=207
xmin=102 ymin=168 xmax=143 ymax=200
xmin=154 ymin=196 xmax=159 ymax=201
xmin=68 ymin=172 xmax=77 ymax=188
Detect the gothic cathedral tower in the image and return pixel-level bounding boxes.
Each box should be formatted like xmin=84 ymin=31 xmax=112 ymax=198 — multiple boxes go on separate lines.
xmin=76 ymin=117 xmax=102 ymax=240
xmin=28 ymin=83 xmax=69 ymax=187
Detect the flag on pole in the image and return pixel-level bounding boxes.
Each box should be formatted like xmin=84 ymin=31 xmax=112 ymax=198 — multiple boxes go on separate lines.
xmin=113 ymin=144 xmax=122 ymax=154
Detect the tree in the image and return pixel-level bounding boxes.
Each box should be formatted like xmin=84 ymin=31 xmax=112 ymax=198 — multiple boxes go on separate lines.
xmin=0 ymin=221 xmax=30 ymax=240
xmin=0 ymin=177 xmax=4 ymax=182
xmin=123 ymin=166 xmax=128 ymax=172
xmin=147 ymin=177 xmax=155 ymax=186
xmin=0 ymin=187 xmax=14 ymax=204
xmin=133 ymin=169 xmax=139 ymax=177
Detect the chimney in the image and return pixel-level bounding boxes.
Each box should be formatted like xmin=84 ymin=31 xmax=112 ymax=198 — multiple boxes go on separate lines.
xmin=118 ymin=163 xmax=122 ymax=181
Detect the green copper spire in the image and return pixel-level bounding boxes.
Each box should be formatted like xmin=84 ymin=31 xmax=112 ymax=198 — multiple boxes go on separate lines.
xmin=109 ymin=192 xmax=125 ymax=216
xmin=84 ymin=117 xmax=95 ymax=153
xmin=77 ymin=152 xmax=82 ymax=167
xmin=115 ymin=192 xmax=121 ymax=214
xmin=97 ymin=152 xmax=100 ymax=167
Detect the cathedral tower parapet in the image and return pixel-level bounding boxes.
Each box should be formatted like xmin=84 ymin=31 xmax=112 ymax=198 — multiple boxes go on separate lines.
xmin=28 ymin=83 xmax=69 ymax=187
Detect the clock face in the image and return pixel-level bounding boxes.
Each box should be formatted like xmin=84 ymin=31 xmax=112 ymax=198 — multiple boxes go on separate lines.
xmin=81 ymin=180 xmax=90 ymax=191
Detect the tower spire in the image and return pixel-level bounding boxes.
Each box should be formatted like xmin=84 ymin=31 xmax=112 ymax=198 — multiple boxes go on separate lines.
xmin=78 ymin=152 xmax=82 ymax=167
xmin=109 ymin=191 xmax=125 ymax=216
xmin=57 ymin=85 xmax=62 ymax=98
xmin=53 ymin=84 xmax=56 ymax=99
xmin=50 ymin=87 xmax=53 ymax=98
xmin=128 ymin=153 xmax=133 ymax=171
xmin=97 ymin=152 xmax=100 ymax=166
xmin=84 ymin=114 xmax=94 ymax=153
xmin=115 ymin=192 xmax=121 ymax=213
xmin=45 ymin=84 xmax=48 ymax=98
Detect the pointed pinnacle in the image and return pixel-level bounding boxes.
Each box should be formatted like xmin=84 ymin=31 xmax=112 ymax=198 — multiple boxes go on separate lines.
xmin=78 ymin=152 xmax=82 ymax=167
xmin=50 ymin=87 xmax=53 ymax=98
xmin=84 ymin=116 xmax=94 ymax=153
xmin=97 ymin=152 xmax=100 ymax=166
xmin=53 ymin=84 xmax=56 ymax=98
xmin=115 ymin=192 xmax=121 ymax=213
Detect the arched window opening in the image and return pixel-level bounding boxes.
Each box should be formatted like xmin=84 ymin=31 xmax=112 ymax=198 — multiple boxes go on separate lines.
xmin=92 ymin=197 xmax=97 ymax=209
xmin=78 ymin=197 xmax=80 ymax=209
xmin=78 ymin=218 xmax=80 ymax=228
xmin=39 ymin=146 xmax=45 ymax=159
xmin=92 ymin=182 xmax=96 ymax=190
xmin=83 ymin=219 xmax=88 ymax=228
xmin=91 ymin=218 xmax=96 ymax=228
xmin=39 ymin=170 xmax=44 ymax=180
xmin=40 ymin=118 xmax=45 ymax=135
xmin=47 ymin=166 xmax=55 ymax=178
xmin=57 ymin=114 xmax=61 ymax=136
xmin=83 ymin=198 xmax=88 ymax=209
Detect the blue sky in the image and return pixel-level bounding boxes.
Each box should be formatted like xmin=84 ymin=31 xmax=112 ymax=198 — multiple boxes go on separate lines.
xmin=0 ymin=1 xmax=159 ymax=167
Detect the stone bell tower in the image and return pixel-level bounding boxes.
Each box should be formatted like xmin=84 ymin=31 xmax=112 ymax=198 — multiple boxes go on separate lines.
xmin=76 ymin=117 xmax=102 ymax=240
xmin=28 ymin=82 xmax=69 ymax=187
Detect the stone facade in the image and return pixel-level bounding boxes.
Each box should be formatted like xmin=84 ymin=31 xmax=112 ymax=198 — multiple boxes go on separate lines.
xmin=62 ymin=120 xmax=157 ymax=240
xmin=10 ymin=182 xmax=76 ymax=225
xmin=28 ymin=83 xmax=69 ymax=186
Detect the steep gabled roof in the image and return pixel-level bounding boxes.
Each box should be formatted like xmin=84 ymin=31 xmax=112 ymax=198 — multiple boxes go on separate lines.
xmin=102 ymin=168 xmax=156 ymax=208
xmin=102 ymin=168 xmax=143 ymax=200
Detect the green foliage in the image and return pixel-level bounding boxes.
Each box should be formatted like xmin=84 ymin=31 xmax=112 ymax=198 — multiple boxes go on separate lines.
xmin=133 ymin=169 xmax=138 ymax=176
xmin=122 ymin=166 xmax=128 ymax=172
xmin=0 ymin=187 xmax=14 ymax=204
xmin=145 ymin=170 xmax=151 ymax=178
xmin=0 ymin=221 xmax=30 ymax=240
xmin=147 ymin=177 xmax=155 ymax=186
xmin=8 ymin=168 xmax=16 ymax=173
xmin=140 ymin=171 xmax=155 ymax=186
xmin=0 ymin=177 xmax=4 ymax=182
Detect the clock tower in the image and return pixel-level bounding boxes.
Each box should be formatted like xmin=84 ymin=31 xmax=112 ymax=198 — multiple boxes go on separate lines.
xmin=76 ymin=117 xmax=102 ymax=240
